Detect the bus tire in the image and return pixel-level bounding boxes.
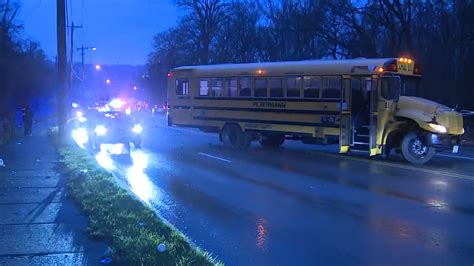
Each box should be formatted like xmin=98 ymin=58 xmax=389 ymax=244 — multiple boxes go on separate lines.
xmin=259 ymin=134 xmax=285 ymax=148
xmin=221 ymin=124 xmax=250 ymax=149
xmin=400 ymin=131 xmax=435 ymax=164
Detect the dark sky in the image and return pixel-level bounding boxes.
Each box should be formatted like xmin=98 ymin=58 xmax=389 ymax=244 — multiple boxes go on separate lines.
xmin=18 ymin=0 xmax=178 ymax=65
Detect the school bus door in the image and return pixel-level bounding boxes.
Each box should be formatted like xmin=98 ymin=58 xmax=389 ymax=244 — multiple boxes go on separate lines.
xmin=339 ymin=76 xmax=352 ymax=153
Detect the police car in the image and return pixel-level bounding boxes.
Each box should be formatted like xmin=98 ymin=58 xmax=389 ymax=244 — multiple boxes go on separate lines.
xmin=73 ymin=98 xmax=143 ymax=154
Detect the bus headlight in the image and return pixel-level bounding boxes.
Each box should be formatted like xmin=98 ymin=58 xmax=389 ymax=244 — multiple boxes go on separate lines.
xmin=95 ymin=125 xmax=107 ymax=136
xmin=428 ymin=123 xmax=447 ymax=133
xmin=132 ymin=124 xmax=143 ymax=134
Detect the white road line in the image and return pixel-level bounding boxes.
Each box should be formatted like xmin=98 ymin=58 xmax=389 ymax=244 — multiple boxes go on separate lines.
xmin=437 ymin=153 xmax=474 ymax=161
xmin=198 ymin=152 xmax=232 ymax=163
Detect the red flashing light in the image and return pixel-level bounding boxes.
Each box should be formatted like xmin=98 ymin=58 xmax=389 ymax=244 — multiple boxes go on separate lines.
xmin=167 ymin=73 xmax=172 ymax=78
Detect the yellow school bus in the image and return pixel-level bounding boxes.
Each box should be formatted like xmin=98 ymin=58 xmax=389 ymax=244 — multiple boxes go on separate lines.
xmin=167 ymin=58 xmax=464 ymax=164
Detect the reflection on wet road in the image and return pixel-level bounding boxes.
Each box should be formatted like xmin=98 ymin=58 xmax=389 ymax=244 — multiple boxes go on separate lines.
xmin=93 ymin=116 xmax=474 ymax=265
xmin=93 ymin=145 xmax=170 ymax=211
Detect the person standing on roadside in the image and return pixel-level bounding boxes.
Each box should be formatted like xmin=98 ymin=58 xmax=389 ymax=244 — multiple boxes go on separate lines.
xmin=22 ymin=105 xmax=33 ymax=136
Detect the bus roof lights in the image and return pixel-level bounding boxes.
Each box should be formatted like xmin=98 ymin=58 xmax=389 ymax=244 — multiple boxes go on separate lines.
xmin=256 ymin=69 xmax=264 ymax=75
xmin=399 ymin=57 xmax=412 ymax=63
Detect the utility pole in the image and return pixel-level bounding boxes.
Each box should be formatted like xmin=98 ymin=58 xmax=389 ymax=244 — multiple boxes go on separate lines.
xmin=76 ymin=45 xmax=96 ymax=101
xmin=57 ymin=0 xmax=67 ymax=143
xmin=69 ymin=22 xmax=82 ymax=102
xmin=77 ymin=45 xmax=96 ymax=77
xmin=77 ymin=45 xmax=96 ymax=65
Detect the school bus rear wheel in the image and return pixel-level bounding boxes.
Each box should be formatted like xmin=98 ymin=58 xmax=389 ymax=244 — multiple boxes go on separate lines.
xmin=221 ymin=124 xmax=251 ymax=149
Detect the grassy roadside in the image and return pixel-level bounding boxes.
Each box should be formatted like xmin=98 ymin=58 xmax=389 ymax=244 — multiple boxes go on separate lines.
xmin=59 ymin=145 xmax=220 ymax=265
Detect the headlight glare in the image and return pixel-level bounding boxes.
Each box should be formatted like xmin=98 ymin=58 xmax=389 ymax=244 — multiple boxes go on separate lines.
xmin=95 ymin=125 xmax=107 ymax=136
xmin=428 ymin=123 xmax=447 ymax=133
xmin=132 ymin=124 xmax=143 ymax=134
xmin=76 ymin=111 xmax=87 ymax=122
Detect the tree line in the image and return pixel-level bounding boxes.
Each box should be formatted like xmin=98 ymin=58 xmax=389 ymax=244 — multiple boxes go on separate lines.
xmin=147 ymin=0 xmax=474 ymax=110
xmin=0 ymin=0 xmax=56 ymax=116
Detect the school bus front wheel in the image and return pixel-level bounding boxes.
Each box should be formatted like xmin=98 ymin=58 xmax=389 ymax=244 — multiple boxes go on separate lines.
xmin=400 ymin=131 xmax=435 ymax=164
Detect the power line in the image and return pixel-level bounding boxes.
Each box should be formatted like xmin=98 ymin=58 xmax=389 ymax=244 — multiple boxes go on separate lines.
xmin=81 ymin=0 xmax=85 ymax=49
xmin=68 ymin=0 xmax=73 ymax=23
xmin=81 ymin=0 xmax=85 ymax=25
xmin=22 ymin=0 xmax=43 ymax=22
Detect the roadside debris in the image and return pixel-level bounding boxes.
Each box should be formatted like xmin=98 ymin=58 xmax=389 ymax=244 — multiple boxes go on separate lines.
xmin=79 ymin=169 xmax=88 ymax=177
xmin=157 ymin=243 xmax=167 ymax=253
xmin=100 ymin=257 xmax=112 ymax=264
xmin=100 ymin=247 xmax=113 ymax=264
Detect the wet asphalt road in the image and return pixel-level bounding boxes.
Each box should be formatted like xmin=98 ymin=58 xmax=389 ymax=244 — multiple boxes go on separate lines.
xmin=108 ymin=115 xmax=474 ymax=266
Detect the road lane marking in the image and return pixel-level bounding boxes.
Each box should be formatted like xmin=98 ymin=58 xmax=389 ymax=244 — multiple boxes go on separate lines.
xmin=153 ymin=124 xmax=474 ymax=181
xmin=437 ymin=153 xmax=474 ymax=161
xmin=198 ymin=152 xmax=232 ymax=163
xmin=308 ymin=151 xmax=474 ymax=181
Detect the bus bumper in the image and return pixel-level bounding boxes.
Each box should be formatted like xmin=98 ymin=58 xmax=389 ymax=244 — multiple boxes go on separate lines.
xmin=425 ymin=133 xmax=461 ymax=153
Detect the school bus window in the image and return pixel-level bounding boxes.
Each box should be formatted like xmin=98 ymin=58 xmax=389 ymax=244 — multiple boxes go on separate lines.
xmin=227 ymin=78 xmax=238 ymax=97
xmin=211 ymin=78 xmax=223 ymax=97
xmin=254 ymin=78 xmax=268 ymax=97
xmin=322 ymin=76 xmax=341 ymax=98
xmin=304 ymin=76 xmax=320 ymax=98
xmin=351 ymin=78 xmax=361 ymax=92
xmin=269 ymin=78 xmax=284 ymax=97
xmin=199 ymin=79 xmax=209 ymax=96
xmin=286 ymin=77 xmax=301 ymax=97
xmin=175 ymin=79 xmax=189 ymax=96
xmin=239 ymin=77 xmax=251 ymax=97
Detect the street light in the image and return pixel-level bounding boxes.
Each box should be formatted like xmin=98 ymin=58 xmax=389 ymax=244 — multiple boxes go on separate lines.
xmin=133 ymin=86 xmax=137 ymax=90
xmin=106 ymin=79 xmax=111 ymax=84
xmin=95 ymin=64 xmax=101 ymax=70
xmin=77 ymin=46 xmax=97 ymax=66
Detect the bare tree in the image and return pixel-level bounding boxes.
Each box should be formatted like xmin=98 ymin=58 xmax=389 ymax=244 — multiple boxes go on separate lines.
xmin=175 ymin=0 xmax=228 ymax=64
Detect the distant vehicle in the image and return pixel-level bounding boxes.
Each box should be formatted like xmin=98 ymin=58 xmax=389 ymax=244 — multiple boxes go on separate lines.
xmin=74 ymin=98 xmax=143 ymax=154
xmin=134 ymin=100 xmax=149 ymax=112
xmin=167 ymin=58 xmax=464 ymax=164
xmin=152 ymin=103 xmax=168 ymax=115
